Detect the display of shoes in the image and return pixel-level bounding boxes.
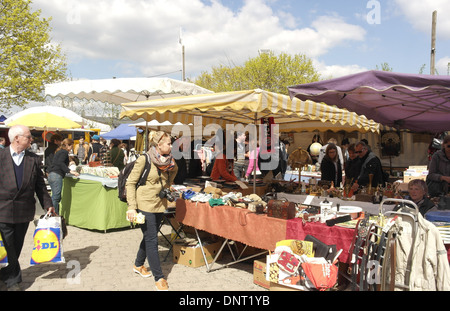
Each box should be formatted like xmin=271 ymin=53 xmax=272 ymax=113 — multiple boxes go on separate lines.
xmin=182 ymin=189 xmax=197 ymax=200
xmin=190 ymin=193 xmax=213 ymax=202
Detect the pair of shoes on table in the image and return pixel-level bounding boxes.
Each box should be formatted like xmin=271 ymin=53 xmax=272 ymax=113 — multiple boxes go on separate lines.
xmin=190 ymin=193 xmax=212 ymax=203
xmin=133 ymin=265 xmax=152 ymax=278
xmin=182 ymin=189 xmax=197 ymax=200
xmin=155 ymin=278 xmax=169 ymax=291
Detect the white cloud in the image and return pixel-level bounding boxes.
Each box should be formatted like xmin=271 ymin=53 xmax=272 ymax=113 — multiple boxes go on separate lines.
xmin=31 ymin=0 xmax=367 ymax=80
xmin=313 ymin=60 xmax=368 ymax=80
xmin=436 ymin=57 xmax=450 ymax=75
xmin=394 ymin=0 xmax=450 ymax=39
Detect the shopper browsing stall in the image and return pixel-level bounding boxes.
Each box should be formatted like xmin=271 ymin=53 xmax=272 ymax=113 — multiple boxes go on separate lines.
xmin=427 ymin=134 xmax=450 ymax=197
xmin=108 ymin=139 xmax=125 ymax=171
xmin=47 ymin=138 xmax=80 ymax=214
xmin=344 ymin=143 xmax=361 ymax=185
xmin=233 ymin=131 xmax=248 ymax=179
xmin=88 ymin=135 xmax=102 ymax=162
xmin=126 ymin=131 xmax=178 ymax=291
xmin=317 ymin=138 xmax=344 ymax=171
xmin=74 ymin=136 xmax=89 ymax=165
xmin=320 ymin=143 xmax=342 ymax=187
xmin=351 ymin=141 xmax=385 ymax=192
xmin=245 ymin=138 xmax=261 ymax=180
xmin=44 ymin=133 xmax=63 ymax=175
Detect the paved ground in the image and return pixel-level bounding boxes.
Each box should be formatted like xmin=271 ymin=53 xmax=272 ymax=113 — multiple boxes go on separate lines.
xmin=1 ymin=208 xmax=268 ymax=292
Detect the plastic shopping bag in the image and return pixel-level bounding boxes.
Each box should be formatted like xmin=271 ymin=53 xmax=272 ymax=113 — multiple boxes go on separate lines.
xmin=0 ymin=233 xmax=8 ymax=268
xmin=301 ymin=262 xmax=338 ymax=291
xmin=30 ymin=213 xmax=65 ymax=265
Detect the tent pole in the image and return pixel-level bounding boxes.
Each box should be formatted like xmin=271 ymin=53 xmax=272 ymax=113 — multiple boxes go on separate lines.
xmin=253 ymin=114 xmax=257 ymax=194
xmin=145 ymin=121 xmax=148 ymax=152
xmin=430 ymin=10 xmax=437 ymax=75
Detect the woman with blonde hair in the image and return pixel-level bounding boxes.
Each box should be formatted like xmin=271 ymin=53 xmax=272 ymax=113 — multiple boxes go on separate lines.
xmin=126 ymin=131 xmax=178 ymax=291
xmin=47 ymin=138 xmax=80 ymax=214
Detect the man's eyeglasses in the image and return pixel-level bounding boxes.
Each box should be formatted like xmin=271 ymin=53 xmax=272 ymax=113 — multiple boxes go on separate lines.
xmin=355 ymin=150 xmax=363 ymax=154
xmin=445 ymin=145 xmax=450 ymax=149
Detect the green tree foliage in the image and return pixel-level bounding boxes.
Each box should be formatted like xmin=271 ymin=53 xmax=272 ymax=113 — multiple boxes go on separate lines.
xmin=375 ymin=62 xmax=393 ymax=71
xmin=0 ymin=0 xmax=67 ymax=110
xmin=193 ymin=51 xmax=320 ymax=94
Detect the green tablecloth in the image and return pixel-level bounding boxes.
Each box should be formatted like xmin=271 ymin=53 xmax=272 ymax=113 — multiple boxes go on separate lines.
xmin=60 ymin=176 xmax=130 ymax=231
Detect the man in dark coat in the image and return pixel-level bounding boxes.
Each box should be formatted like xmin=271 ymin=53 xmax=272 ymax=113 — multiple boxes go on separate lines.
xmin=344 ymin=143 xmax=362 ymax=185
xmin=0 ymin=125 xmax=55 ymax=291
xmin=351 ymin=141 xmax=385 ymax=192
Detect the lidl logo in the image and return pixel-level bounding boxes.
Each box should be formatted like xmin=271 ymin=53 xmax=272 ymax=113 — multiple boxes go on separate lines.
xmin=0 ymin=239 xmax=7 ymax=263
xmin=31 ymin=228 xmax=62 ymax=264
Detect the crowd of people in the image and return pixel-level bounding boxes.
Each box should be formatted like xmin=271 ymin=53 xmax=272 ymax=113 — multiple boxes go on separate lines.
xmin=1 ymin=123 xmax=449 ymax=292
xmin=176 ymin=131 xmax=291 ymax=184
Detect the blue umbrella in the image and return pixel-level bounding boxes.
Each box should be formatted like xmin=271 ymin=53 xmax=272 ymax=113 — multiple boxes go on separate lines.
xmin=101 ymin=123 xmax=140 ymax=140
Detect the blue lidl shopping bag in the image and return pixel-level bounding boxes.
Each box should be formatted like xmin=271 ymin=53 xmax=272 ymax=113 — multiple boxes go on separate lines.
xmin=0 ymin=233 xmax=7 ymax=268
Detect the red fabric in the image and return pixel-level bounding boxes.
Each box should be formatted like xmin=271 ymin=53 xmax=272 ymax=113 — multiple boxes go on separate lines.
xmin=175 ymin=199 xmax=286 ymax=251
xmin=286 ymin=218 xmax=355 ymax=263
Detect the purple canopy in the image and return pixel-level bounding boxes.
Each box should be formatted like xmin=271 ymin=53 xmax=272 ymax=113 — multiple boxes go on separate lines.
xmin=288 ymin=70 xmax=450 ymax=133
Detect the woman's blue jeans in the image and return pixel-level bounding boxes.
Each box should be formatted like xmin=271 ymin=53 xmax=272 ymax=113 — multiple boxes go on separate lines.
xmin=135 ymin=211 xmax=164 ymax=281
xmin=47 ymin=172 xmax=63 ymax=214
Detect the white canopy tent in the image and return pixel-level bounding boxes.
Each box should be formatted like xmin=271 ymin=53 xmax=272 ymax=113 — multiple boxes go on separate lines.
xmin=45 ymin=77 xmax=214 ymax=105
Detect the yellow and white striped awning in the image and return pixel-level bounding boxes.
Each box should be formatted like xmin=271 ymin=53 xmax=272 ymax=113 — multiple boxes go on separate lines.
xmin=120 ymin=89 xmax=380 ymax=133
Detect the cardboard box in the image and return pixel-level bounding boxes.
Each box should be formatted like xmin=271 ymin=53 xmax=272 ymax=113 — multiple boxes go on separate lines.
xmin=270 ymin=282 xmax=302 ymax=291
xmin=403 ymin=166 xmax=428 ymax=183
xmin=266 ymin=254 xmax=309 ymax=291
xmin=173 ymin=240 xmax=222 ymax=268
xmin=253 ymin=260 xmax=270 ymax=289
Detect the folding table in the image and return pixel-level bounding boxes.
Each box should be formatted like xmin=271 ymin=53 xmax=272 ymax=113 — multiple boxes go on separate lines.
xmin=158 ymin=207 xmax=185 ymax=261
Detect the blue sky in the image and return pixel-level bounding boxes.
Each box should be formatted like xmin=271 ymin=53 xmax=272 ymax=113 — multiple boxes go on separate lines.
xmin=31 ymin=0 xmax=450 ymax=81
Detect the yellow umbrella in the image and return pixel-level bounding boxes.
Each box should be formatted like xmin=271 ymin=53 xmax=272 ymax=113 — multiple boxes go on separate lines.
xmin=6 ymin=112 xmax=82 ymax=130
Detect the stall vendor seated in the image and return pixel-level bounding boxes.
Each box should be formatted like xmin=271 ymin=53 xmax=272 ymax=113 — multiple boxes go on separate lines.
xmin=394 ymin=179 xmax=437 ymax=216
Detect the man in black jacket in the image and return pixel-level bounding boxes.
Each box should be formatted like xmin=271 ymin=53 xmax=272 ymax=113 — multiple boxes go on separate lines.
xmin=351 ymin=141 xmax=385 ymax=192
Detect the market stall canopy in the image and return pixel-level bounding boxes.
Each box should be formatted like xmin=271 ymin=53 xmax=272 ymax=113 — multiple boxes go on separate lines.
xmin=4 ymin=105 xmax=112 ymax=132
xmin=130 ymin=119 xmax=192 ymax=133
xmin=288 ymin=70 xmax=450 ymax=133
xmin=100 ymin=123 xmax=140 ymax=140
xmin=45 ymin=77 xmax=214 ymax=105
xmin=5 ymin=111 xmax=81 ymax=130
xmin=5 ymin=105 xmax=84 ymax=124
xmin=120 ymin=89 xmax=380 ymax=133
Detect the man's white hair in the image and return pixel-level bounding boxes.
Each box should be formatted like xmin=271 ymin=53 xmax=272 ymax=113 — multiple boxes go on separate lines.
xmin=8 ymin=125 xmax=26 ymax=142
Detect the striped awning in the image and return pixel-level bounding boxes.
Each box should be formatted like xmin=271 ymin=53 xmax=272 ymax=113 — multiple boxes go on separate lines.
xmin=120 ymin=89 xmax=380 ymax=133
